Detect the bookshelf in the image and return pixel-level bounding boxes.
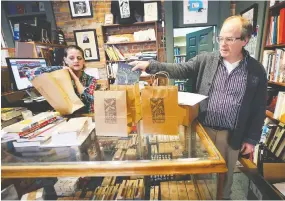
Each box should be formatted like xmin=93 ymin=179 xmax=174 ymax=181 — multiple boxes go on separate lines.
xmin=268 ymin=81 xmax=285 ymax=87
xmin=105 ymin=40 xmax=156 ymax=45
xmin=101 ymin=21 xmax=160 ymax=80
xmin=101 ymin=21 xmax=159 ymax=61
xmin=1 ymin=48 xmax=15 ymax=94
xmin=264 ymin=44 xmax=285 ymax=49
xmin=250 ymin=2 xmax=285 ymax=198
xmin=7 ymin=12 xmax=46 ymax=18
xmin=102 ymin=21 xmax=157 ymax=28
xmin=260 ymin=0 xmax=285 ymax=85
xmin=266 ymin=110 xmax=285 ymax=124
xmin=270 ymin=1 xmax=285 ymax=10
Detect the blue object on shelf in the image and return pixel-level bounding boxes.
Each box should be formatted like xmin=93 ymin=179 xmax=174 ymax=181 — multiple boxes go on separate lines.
xmin=8 ymin=2 xmax=17 ymax=15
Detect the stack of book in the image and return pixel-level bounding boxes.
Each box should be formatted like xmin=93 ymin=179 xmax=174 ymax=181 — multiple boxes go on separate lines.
xmin=273 ymin=91 xmax=285 ymax=122
xmin=262 ymin=49 xmax=285 ymax=83
xmin=2 ymin=112 xmax=64 ymax=150
xmin=266 ymin=7 xmax=285 ymax=45
xmin=104 ymin=45 xmax=125 ymax=61
xmin=1 ymin=107 xmax=27 ymax=129
xmin=254 ymin=118 xmax=285 ymax=167
xmin=135 ymin=51 xmax=157 ymax=61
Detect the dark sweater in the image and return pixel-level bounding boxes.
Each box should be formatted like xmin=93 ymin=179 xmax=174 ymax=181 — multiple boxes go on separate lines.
xmin=147 ymin=51 xmax=267 ymax=150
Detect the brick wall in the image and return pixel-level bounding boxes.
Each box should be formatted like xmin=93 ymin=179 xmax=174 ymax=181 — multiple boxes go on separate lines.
xmin=52 ymin=0 xmax=166 ymax=79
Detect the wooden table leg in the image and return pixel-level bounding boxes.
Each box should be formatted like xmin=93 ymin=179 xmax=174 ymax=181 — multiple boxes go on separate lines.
xmin=217 ymin=173 xmax=225 ymax=199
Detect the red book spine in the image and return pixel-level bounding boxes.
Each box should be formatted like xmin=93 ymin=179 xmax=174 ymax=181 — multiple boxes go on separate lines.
xmin=19 ymin=117 xmax=57 ymax=137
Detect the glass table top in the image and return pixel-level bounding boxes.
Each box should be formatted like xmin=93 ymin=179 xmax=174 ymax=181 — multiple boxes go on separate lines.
xmin=1 ymin=121 xmax=226 ymax=178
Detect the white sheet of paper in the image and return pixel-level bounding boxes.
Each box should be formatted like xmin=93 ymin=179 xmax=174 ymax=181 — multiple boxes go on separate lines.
xmin=178 ymin=92 xmax=208 ymax=106
xmin=273 ymin=182 xmax=285 ymax=196
xmin=42 ymin=123 xmax=95 ymax=148
xmin=84 ymin=68 xmax=100 ymax=79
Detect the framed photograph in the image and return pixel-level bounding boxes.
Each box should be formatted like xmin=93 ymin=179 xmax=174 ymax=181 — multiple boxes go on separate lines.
xmin=74 ymin=29 xmax=100 ymax=62
xmin=144 ymin=2 xmax=158 ymax=22
xmin=240 ymin=3 xmax=258 ymax=34
xmin=104 ymin=13 xmax=114 ymax=25
xmin=68 ymin=0 xmax=93 ymax=19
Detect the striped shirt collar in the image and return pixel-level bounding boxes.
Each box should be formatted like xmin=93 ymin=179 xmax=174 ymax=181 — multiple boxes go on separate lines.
xmin=219 ymin=48 xmax=249 ymax=68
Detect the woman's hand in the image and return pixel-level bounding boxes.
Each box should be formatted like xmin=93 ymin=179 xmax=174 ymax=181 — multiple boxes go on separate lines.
xmin=63 ymin=66 xmax=85 ymax=94
xmin=63 ymin=66 xmax=79 ymax=82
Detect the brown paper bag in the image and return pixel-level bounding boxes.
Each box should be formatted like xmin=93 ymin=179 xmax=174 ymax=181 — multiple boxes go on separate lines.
xmin=31 ymin=69 xmax=84 ymax=115
xmin=110 ymin=84 xmax=142 ymax=123
xmin=94 ymin=90 xmax=128 ymax=137
xmin=141 ymin=86 xmax=179 ymax=135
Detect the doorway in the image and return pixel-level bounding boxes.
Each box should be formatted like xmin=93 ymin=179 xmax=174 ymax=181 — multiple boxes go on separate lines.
xmin=173 ymin=26 xmax=216 ymax=92
xmin=173 ymin=26 xmax=216 ymax=63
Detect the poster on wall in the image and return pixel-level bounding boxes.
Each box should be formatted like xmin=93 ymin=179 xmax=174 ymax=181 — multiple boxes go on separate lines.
xmin=68 ymin=0 xmax=93 ymax=19
xmin=240 ymin=4 xmax=259 ymax=58
xmin=183 ymin=0 xmax=208 ymax=24
xmin=244 ymin=25 xmax=259 ymax=58
xmin=74 ymin=29 xmax=100 ymax=62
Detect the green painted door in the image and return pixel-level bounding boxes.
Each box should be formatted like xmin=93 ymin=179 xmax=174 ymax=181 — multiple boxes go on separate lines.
xmin=186 ymin=27 xmax=214 ymax=61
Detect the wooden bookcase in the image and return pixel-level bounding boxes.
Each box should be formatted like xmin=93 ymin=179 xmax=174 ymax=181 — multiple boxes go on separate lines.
xmin=260 ymin=1 xmax=285 ymax=86
xmin=101 ymin=21 xmax=159 ymax=65
xmin=241 ymin=2 xmax=285 ymax=199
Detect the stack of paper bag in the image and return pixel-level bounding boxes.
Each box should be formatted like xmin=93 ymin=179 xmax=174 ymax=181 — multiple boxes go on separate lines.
xmin=94 ymin=91 xmax=128 ymax=137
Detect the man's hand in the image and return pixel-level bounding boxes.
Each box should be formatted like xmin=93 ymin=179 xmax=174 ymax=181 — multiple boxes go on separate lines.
xmin=240 ymin=142 xmax=254 ymax=155
xmin=129 ymin=61 xmax=150 ymax=71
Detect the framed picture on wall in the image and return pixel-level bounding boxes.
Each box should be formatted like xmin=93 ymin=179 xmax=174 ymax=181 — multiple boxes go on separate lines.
xmin=240 ymin=3 xmax=258 ymax=34
xmin=68 ymin=0 xmax=93 ymax=19
xmin=74 ymin=29 xmax=100 ymax=62
xmin=144 ymin=2 xmax=158 ymax=22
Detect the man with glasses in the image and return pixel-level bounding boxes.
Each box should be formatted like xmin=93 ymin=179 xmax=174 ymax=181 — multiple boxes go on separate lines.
xmin=130 ymin=15 xmax=267 ymax=199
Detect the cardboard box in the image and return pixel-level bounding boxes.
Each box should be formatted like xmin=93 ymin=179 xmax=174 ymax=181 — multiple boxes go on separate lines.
xmin=150 ymin=186 xmax=155 ymax=200
xmin=177 ymin=181 xmax=188 ymax=200
xmin=185 ymin=180 xmax=199 ymax=200
xmin=154 ymin=186 xmax=159 ymax=200
xmin=263 ymin=163 xmax=285 ymax=183
xmin=116 ymin=180 xmax=127 ymax=200
xmin=160 ymin=182 xmax=170 ymax=200
xmin=196 ymin=180 xmax=212 ymax=200
xmin=169 ymin=181 xmax=179 ymax=200
xmin=178 ymin=104 xmax=199 ymax=126
xmin=178 ymin=92 xmax=207 ymax=126
xmin=21 ymin=188 xmax=45 ymax=201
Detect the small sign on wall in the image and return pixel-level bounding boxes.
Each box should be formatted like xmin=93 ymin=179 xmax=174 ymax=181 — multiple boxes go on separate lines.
xmin=183 ymin=0 xmax=208 ymax=24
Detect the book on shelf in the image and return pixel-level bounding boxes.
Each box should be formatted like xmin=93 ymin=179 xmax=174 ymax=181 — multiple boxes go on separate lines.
xmin=266 ymin=8 xmax=285 ymax=45
xmin=275 ymin=137 xmax=285 ymax=158
xmin=268 ymin=122 xmax=285 ymax=153
xmin=262 ymin=49 xmax=285 ymax=83
xmin=104 ymin=44 xmax=126 ymax=62
xmin=273 ymin=91 xmax=285 ymax=120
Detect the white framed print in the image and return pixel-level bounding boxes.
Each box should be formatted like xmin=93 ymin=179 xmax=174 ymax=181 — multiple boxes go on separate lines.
xmin=104 ymin=14 xmax=114 ymax=25
xmin=74 ymin=29 xmax=100 ymax=62
xmin=144 ymin=2 xmax=158 ymax=22
xmin=68 ymin=0 xmax=93 ymax=19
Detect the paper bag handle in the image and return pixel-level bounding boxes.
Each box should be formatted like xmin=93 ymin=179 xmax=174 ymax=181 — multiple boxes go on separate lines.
xmin=151 ymin=71 xmax=170 ymax=86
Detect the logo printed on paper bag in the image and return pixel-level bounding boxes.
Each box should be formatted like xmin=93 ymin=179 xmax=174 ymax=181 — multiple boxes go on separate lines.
xmin=104 ymin=98 xmax=117 ymax=124
xmin=150 ymin=98 xmax=165 ymax=123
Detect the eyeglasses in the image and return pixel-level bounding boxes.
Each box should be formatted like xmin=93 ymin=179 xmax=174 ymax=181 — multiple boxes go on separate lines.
xmin=216 ymin=36 xmax=242 ymax=44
